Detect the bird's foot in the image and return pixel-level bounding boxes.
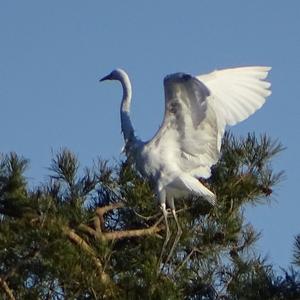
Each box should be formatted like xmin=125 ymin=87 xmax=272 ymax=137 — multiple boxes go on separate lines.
xmin=162 ymin=209 xmax=182 ymax=268
xmin=157 ymin=203 xmax=171 ymax=274
xmin=157 ymin=227 xmax=170 ymax=274
xmin=157 ymin=208 xmax=183 ymax=274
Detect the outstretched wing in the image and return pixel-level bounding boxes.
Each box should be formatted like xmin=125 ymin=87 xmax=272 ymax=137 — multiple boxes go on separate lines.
xmin=146 ymin=67 xmax=271 ymax=179
xmin=197 ymin=66 xmax=271 ymax=125
xmin=197 ymin=66 xmax=272 ymax=151
xmin=145 ymin=72 xmax=219 ymax=178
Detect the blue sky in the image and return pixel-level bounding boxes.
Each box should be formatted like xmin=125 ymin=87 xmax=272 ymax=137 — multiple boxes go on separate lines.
xmin=1 ymin=1 xmax=299 ymax=269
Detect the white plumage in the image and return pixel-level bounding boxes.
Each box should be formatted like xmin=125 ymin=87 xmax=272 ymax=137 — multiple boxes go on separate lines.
xmin=100 ymin=66 xmax=271 ymax=265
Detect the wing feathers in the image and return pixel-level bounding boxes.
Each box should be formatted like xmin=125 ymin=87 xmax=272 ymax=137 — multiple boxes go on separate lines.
xmin=199 ymin=66 xmax=271 ymax=125
xmin=146 ymin=66 xmax=271 ymax=180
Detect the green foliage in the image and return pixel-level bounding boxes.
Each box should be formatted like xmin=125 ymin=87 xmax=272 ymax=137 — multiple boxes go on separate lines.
xmin=293 ymin=235 xmax=300 ymax=268
xmin=0 ymin=133 xmax=298 ymax=299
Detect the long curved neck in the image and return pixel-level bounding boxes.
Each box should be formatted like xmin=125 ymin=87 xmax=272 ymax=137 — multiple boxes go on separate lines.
xmin=119 ymin=72 xmax=135 ymax=144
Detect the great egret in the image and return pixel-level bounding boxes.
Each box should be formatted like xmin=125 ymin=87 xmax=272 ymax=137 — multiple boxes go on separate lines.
xmin=100 ymin=66 xmax=271 ymax=267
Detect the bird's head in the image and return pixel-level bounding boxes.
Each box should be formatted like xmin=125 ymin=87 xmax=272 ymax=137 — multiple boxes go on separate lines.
xmin=100 ymin=68 xmax=127 ymax=82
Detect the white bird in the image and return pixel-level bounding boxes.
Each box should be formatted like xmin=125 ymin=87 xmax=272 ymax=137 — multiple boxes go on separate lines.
xmin=100 ymin=66 xmax=271 ymax=266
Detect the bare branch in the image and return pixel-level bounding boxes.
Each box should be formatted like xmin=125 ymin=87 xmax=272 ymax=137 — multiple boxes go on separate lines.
xmin=63 ymin=226 xmax=111 ymax=286
xmin=96 ymin=202 xmax=125 ymax=231
xmin=78 ymin=223 xmax=98 ymax=238
xmin=94 ymin=216 xmax=102 ymax=235
xmin=175 ymin=248 xmax=204 ymax=274
xmin=0 ymin=277 xmax=16 ymax=300
xmin=63 ymin=205 xmax=164 ymax=288
xmin=96 ymin=202 xmax=125 ymax=216
xmin=103 ymin=221 xmax=164 ymax=240
xmin=132 ymin=209 xmax=161 ymax=221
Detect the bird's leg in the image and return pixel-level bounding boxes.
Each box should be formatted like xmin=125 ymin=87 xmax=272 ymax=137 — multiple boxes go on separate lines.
xmin=164 ymin=209 xmax=182 ymax=266
xmin=157 ymin=202 xmax=170 ymax=272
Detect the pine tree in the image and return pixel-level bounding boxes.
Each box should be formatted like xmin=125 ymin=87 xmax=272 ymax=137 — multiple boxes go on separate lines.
xmin=0 ymin=133 xmax=299 ymax=299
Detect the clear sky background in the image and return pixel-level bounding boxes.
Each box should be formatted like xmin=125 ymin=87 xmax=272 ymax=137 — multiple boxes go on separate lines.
xmin=1 ymin=1 xmax=299 ymax=269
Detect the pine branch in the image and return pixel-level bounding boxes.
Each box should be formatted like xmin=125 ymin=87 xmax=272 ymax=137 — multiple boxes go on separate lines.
xmin=293 ymin=234 xmax=300 ymax=267
xmin=62 ymin=226 xmax=111 ymax=286
xmin=78 ymin=223 xmax=99 ymax=238
xmin=81 ymin=203 xmax=164 ymax=241
xmin=103 ymin=220 xmax=164 ymax=240
xmin=0 ymin=277 xmax=16 ymax=300
xmin=96 ymin=202 xmax=125 ymax=232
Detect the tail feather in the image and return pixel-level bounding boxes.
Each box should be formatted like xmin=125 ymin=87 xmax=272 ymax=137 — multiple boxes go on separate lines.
xmin=179 ymin=175 xmax=216 ymax=205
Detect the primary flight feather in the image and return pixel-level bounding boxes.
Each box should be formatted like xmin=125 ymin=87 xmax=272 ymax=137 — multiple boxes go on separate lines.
xmin=100 ymin=66 xmax=271 ymax=265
